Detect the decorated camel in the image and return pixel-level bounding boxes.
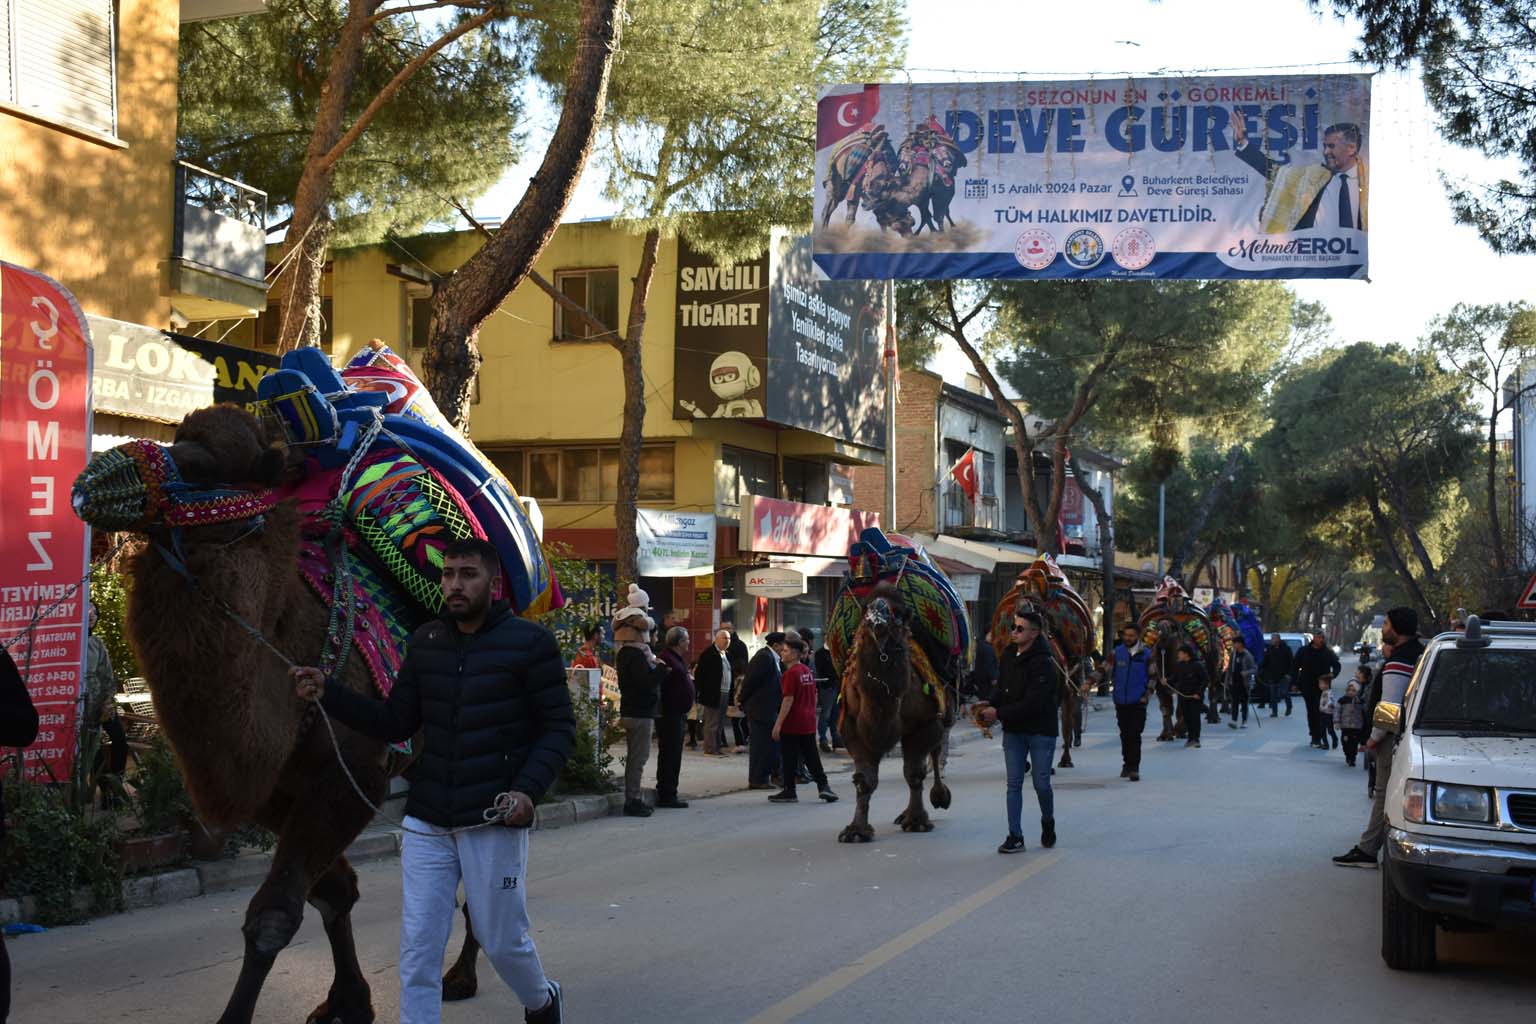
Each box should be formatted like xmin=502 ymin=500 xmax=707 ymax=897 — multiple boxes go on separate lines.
xmin=1139 ymin=577 xmax=1229 ymax=741
xmin=822 ymin=117 xmax=967 ymax=237
xmin=989 ymin=555 xmax=1095 ymax=768
xmin=826 ymin=529 xmax=969 ymax=842
xmin=70 ymin=345 xmax=557 ymax=1022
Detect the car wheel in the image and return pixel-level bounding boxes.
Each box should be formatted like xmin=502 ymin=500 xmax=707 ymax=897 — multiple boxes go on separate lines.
xmin=1381 ymin=861 xmax=1437 ymax=970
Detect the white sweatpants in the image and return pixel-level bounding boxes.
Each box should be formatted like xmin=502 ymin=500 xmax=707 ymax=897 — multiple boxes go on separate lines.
xmin=398 ymin=816 xmax=551 ymax=1023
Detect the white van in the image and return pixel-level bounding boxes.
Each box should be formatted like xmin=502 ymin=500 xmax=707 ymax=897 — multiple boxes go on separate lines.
xmin=1376 ymin=616 xmax=1536 ymax=969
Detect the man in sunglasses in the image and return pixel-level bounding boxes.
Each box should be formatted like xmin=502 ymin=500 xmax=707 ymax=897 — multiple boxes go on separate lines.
xmin=977 ymin=610 xmax=1059 ymax=854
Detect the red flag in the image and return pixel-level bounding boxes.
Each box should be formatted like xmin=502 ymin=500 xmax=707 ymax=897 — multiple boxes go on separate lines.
xmin=949 ymin=448 xmax=978 ymax=503
xmin=816 ymin=85 xmax=881 ymax=150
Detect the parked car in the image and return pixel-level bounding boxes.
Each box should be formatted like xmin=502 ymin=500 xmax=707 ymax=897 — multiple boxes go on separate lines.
xmin=1375 ymin=615 xmax=1536 ymax=970
xmin=1277 ymin=632 xmax=1311 ymax=691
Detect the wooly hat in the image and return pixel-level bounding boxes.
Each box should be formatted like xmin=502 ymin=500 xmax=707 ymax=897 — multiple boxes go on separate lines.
xmin=612 ymin=584 xmax=655 ymax=634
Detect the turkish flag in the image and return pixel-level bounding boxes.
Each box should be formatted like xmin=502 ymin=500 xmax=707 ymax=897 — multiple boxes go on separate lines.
xmin=949 ymin=448 xmax=978 ymax=503
xmin=817 ymin=85 xmax=881 ymax=150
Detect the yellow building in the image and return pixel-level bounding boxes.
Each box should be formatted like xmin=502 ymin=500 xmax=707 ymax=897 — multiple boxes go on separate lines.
xmin=295 ymin=219 xmax=889 ymax=650
xmin=1 ymin=0 xmax=272 ymax=444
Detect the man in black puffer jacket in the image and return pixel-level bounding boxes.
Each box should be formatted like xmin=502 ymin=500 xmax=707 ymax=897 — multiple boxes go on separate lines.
xmin=979 ymin=610 xmax=1060 ymax=854
xmin=293 ymin=538 xmax=573 ymax=1024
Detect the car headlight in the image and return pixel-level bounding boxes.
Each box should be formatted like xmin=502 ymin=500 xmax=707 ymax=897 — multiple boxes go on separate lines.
xmin=1431 ymin=783 xmax=1493 ymax=824
xmin=1403 ymin=779 xmax=1426 ymax=824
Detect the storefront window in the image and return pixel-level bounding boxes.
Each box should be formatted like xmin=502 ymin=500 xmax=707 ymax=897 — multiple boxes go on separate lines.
xmin=719 ymin=446 xmax=776 ymax=507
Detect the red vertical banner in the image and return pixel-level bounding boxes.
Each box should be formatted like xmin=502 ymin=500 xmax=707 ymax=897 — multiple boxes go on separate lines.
xmin=1 ymin=263 xmax=94 ymax=781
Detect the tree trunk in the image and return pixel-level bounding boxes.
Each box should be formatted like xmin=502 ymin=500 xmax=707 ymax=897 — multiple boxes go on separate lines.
xmin=613 ymin=228 xmax=663 ymax=582
xmin=1257 ymin=566 xmax=1274 ymax=629
xmin=424 ymin=0 xmax=625 ymax=429
xmin=274 ymin=1 xmax=374 ymax=350
xmin=1069 ymin=452 xmax=1115 ymax=657
xmin=931 ymin=284 xmax=1052 ymax=546
xmin=1365 ymin=490 xmax=1438 ymax=628
xmin=1381 ymin=468 xmax=1444 ymax=600
xmin=1167 ymin=444 xmax=1242 ymax=583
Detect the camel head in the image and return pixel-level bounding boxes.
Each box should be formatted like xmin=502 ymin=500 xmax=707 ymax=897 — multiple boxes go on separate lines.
xmin=857 ymin=583 xmax=911 ymax=657
xmin=73 ymin=404 xmax=288 ymax=533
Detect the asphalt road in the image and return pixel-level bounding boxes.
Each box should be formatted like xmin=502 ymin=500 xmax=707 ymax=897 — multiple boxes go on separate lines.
xmin=12 ymin=697 xmax=1535 ymax=1023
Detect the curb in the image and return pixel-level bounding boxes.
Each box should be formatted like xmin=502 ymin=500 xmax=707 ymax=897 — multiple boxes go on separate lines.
xmin=1 ymin=727 xmax=996 ymax=926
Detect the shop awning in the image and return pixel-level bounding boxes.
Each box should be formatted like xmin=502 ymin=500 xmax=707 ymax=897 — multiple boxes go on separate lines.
xmin=912 ymin=533 xmax=1104 ymax=575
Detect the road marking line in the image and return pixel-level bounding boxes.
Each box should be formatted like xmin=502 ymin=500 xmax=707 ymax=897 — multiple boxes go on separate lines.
xmin=743 ymin=852 xmax=1060 ymax=1024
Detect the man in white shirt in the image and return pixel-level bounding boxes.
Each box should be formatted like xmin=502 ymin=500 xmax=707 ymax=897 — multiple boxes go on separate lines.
xmin=1232 ymin=117 xmax=1366 ymax=233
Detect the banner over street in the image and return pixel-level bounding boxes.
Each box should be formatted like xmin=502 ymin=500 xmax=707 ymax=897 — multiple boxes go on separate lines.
xmin=814 ymin=75 xmax=1371 ymax=281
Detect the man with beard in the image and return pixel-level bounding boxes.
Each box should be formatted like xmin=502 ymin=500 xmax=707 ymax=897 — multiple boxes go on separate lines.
xmin=1333 ymin=607 xmax=1425 ymax=868
xmin=291 ymin=538 xmax=575 ymax=1024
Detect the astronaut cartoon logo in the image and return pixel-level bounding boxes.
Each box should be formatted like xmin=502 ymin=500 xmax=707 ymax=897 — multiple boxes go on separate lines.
xmin=679 ymin=350 xmax=763 ymax=418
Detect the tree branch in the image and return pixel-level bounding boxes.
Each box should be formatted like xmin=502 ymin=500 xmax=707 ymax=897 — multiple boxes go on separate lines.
xmin=321 ymin=7 xmax=502 ymax=171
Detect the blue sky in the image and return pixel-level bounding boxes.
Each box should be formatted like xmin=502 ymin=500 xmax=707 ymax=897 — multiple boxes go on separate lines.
xmin=474 ymin=0 xmax=1536 ymax=383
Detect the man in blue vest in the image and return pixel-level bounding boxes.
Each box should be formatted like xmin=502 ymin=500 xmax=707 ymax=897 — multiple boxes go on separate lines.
xmin=1107 ymin=624 xmax=1153 ymax=781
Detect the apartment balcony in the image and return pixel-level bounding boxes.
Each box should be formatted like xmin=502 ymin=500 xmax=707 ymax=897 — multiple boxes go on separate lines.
xmin=942 ymin=483 xmax=1000 ymax=532
xmin=168 ymin=160 xmax=269 ymax=322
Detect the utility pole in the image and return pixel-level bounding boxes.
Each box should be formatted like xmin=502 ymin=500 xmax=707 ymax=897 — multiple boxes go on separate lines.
xmin=1156 ymin=481 xmax=1165 ymax=577
xmin=883 ymin=278 xmax=897 ymax=526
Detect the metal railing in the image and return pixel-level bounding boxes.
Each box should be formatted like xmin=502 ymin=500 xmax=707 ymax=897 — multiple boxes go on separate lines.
xmin=174 ymin=159 xmax=267 ymax=228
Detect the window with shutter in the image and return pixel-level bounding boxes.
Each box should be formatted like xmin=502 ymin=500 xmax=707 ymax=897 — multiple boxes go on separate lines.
xmin=6 ymin=0 xmax=117 ymax=137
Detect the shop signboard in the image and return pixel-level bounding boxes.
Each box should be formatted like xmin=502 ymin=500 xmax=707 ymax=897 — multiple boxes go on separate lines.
xmin=814 ymin=75 xmax=1372 ymax=281
xmin=88 ymin=316 xmax=279 ymax=423
xmin=0 ymin=262 xmax=94 ymax=781
xmin=950 ymin=573 xmax=981 ymax=603
xmin=742 ymin=493 xmax=878 ymax=557
xmin=636 ymin=508 xmax=716 ymax=576
xmin=673 ymin=232 xmax=887 ymax=450
xmin=745 ymin=567 xmax=807 ymax=599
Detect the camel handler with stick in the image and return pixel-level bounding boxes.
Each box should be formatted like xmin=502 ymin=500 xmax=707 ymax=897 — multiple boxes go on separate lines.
xmin=290 ymin=537 xmax=575 ymax=1024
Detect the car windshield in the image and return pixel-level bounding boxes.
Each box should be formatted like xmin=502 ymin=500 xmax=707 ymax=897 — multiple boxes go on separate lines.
xmin=1416 ymin=648 xmax=1536 ymax=733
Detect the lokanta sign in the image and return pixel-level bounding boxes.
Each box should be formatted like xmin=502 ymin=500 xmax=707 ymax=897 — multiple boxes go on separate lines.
xmin=0 ymin=262 xmax=94 ymax=781
xmin=814 ymin=75 xmax=1371 ymax=281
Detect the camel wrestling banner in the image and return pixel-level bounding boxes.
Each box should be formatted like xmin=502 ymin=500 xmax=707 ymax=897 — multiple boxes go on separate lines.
xmin=0 ymin=262 xmax=94 ymax=782
xmin=814 ymin=75 xmax=1372 ymax=281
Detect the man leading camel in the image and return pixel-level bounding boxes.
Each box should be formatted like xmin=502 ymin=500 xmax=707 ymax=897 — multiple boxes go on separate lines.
xmin=291 ymin=538 xmax=574 ymax=1024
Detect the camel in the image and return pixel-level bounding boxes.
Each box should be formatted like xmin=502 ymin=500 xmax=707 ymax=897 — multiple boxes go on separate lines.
xmin=70 ymin=405 xmax=479 ymax=1023
xmin=835 ymin=585 xmax=953 ymax=843
xmin=1139 ymin=579 xmax=1225 ymax=742
xmin=821 ymin=123 xmax=897 ymax=229
xmin=990 ymin=557 xmax=1095 ymax=769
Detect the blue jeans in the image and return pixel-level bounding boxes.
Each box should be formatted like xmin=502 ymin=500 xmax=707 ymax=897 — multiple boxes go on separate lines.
xmin=1003 ymin=731 xmax=1056 ymax=837
xmin=817 ymin=689 xmax=841 ymax=745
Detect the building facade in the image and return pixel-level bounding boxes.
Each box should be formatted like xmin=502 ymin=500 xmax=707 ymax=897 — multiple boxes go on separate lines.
xmin=1 ymin=0 xmax=272 ymax=446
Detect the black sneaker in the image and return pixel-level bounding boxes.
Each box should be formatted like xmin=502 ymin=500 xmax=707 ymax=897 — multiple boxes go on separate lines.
xmin=817 ymin=787 xmax=839 ymax=802
xmin=767 ymin=790 xmax=798 ymax=803
xmin=1332 ymin=846 xmax=1377 ymax=868
xmin=1040 ymin=818 xmax=1056 ymax=848
xmin=997 ymin=834 xmax=1026 ymax=854
xmin=1128 ymin=770 xmax=1140 ymax=781
xmin=622 ymin=800 xmax=652 ymax=818
xmin=1119 ymin=766 xmax=1129 ymax=778
xmin=526 ymin=980 xmax=563 ymax=1024
xmin=656 ymin=797 xmax=689 ymax=809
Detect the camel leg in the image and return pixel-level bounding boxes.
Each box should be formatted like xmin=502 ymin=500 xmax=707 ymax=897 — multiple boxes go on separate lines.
xmin=838 ymin=754 xmax=879 ymax=843
xmin=1058 ymin=698 xmax=1074 ymax=768
xmin=303 ymin=856 xmax=374 ymax=1024
xmin=441 ymin=902 xmax=480 ymax=1002
xmin=894 ymin=727 xmax=940 ymax=832
xmin=927 ymin=744 xmax=952 ymax=811
xmin=1157 ymin=690 xmax=1175 ymax=741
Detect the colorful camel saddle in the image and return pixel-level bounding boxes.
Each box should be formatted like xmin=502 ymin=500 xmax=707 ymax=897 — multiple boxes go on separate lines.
xmin=1139 ymin=576 xmax=1224 ymax=670
xmin=990 ymin=555 xmax=1095 ymax=667
xmin=826 ymin=527 xmax=972 ymax=690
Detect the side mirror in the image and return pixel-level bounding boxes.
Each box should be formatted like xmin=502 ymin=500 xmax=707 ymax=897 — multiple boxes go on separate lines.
xmin=1372 ymin=701 xmax=1402 ymax=734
